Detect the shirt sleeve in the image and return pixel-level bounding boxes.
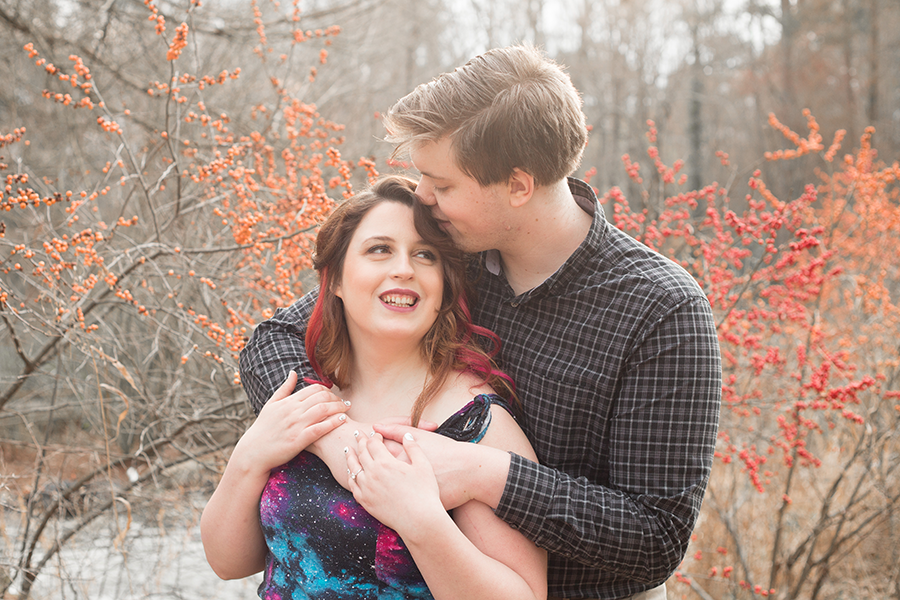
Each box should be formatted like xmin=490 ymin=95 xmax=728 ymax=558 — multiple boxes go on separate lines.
xmin=239 ymin=288 xmax=320 ymax=414
xmin=494 ymin=297 xmax=722 ymax=583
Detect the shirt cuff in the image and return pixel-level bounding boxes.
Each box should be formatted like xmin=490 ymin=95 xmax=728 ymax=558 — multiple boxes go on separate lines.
xmin=494 ymin=452 xmax=555 ymax=542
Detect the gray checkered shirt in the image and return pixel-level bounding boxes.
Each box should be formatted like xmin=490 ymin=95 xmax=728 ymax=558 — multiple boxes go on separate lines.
xmin=239 ymin=178 xmax=722 ymax=600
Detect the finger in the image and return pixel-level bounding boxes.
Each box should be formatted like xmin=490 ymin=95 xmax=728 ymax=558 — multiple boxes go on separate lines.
xmin=377 ymin=416 xmax=439 ymax=432
xmin=284 ymin=388 xmax=351 ymax=422
xmin=270 ymin=370 xmax=298 ymax=402
xmin=304 ymin=411 xmax=349 ymax=439
xmin=345 ymin=446 xmax=365 ymax=486
xmin=355 ymin=433 xmax=381 ymax=471
xmin=401 ymin=431 xmax=429 ymax=464
xmin=345 ymin=445 xmax=362 ymax=472
xmin=355 ymin=433 xmax=371 ymax=462
xmin=362 ymin=433 xmax=392 ymax=462
xmin=288 ymin=395 xmax=349 ymax=426
xmin=383 ymin=439 xmax=411 ymax=462
xmin=417 ymin=419 xmax=439 ymax=432
xmin=372 ymin=423 xmax=416 ymax=442
xmin=287 ymin=383 xmax=344 ymax=405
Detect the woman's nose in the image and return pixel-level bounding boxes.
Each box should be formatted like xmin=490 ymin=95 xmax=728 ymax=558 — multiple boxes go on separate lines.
xmin=390 ymin=254 xmax=415 ymax=279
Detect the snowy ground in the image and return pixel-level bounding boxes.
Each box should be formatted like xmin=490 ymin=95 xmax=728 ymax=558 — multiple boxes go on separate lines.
xmin=3 ymin=491 xmax=262 ymax=600
xmin=16 ymin=521 xmax=261 ymax=600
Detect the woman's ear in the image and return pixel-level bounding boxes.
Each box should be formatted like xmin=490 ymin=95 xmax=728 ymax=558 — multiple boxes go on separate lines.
xmin=324 ymin=268 xmax=342 ymax=299
xmin=507 ymin=168 xmax=535 ymax=208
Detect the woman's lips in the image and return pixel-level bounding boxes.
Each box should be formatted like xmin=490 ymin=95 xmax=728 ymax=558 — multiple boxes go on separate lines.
xmin=379 ymin=290 xmax=419 ymax=310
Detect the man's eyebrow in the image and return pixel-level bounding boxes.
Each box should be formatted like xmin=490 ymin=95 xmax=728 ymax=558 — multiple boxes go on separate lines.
xmin=417 ymin=169 xmax=447 ymax=182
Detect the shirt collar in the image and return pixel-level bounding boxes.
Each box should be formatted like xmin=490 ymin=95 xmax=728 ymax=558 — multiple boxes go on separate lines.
xmin=484 ymin=177 xmax=607 ymax=301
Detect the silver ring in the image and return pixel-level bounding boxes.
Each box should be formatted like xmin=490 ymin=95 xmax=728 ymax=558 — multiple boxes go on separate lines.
xmin=350 ymin=468 xmax=363 ymax=480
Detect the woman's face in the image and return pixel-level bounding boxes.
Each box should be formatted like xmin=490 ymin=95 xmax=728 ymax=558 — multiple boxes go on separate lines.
xmin=334 ymin=201 xmax=444 ymax=348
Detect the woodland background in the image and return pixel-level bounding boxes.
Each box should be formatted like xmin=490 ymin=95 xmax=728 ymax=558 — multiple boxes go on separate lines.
xmin=1 ymin=0 xmax=899 ymax=598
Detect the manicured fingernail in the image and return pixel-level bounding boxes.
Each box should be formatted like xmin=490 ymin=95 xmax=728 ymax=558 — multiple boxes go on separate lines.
xmin=338 ymin=414 xmax=347 ymax=422
xmin=346 ymin=468 xmax=351 ymax=474
xmin=342 ymin=399 xmax=351 ymax=406
xmin=353 ymin=430 xmax=360 ymax=438
xmin=404 ymin=432 xmax=415 ymax=442
xmin=368 ymin=431 xmax=375 ymax=438
xmin=343 ymin=446 xmax=349 ymax=454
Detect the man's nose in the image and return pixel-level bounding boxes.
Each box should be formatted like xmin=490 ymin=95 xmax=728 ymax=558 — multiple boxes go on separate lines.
xmin=415 ymin=181 xmax=436 ymax=206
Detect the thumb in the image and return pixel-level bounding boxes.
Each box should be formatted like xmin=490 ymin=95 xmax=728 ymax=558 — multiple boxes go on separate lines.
xmin=416 ymin=419 xmax=439 ymax=432
xmin=373 ymin=422 xmax=414 ymax=443
xmin=401 ymin=432 xmax=428 ymax=464
xmin=271 ymin=370 xmax=298 ymax=402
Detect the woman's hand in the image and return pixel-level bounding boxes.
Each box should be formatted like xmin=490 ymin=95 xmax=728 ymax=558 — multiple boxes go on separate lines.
xmin=345 ymin=432 xmax=444 ymax=533
xmin=233 ymin=370 xmax=350 ymax=473
xmin=202 ymin=371 xmax=348 ymax=580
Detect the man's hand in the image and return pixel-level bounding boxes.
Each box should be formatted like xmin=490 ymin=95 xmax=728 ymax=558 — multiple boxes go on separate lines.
xmin=373 ymin=423 xmax=511 ymax=511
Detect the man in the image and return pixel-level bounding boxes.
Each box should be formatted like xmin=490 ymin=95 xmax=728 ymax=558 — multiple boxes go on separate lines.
xmin=240 ymin=45 xmax=721 ymax=600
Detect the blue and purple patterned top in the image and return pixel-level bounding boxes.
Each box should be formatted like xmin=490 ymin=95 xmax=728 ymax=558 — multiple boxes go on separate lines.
xmin=257 ymin=394 xmax=512 ymax=599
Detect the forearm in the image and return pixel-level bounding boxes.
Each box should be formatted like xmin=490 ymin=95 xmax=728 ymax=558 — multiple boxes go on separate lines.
xmin=497 ymin=456 xmax=697 ymax=581
xmin=433 ymin=438 xmax=512 ymax=510
xmin=307 ymin=421 xmax=364 ymax=490
xmin=402 ymin=507 xmax=545 ymax=600
xmin=200 ymin=454 xmax=270 ymax=579
xmin=240 ymin=290 xmax=318 ymax=413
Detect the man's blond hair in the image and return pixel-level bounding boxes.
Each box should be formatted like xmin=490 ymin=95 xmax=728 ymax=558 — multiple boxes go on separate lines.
xmin=384 ymin=44 xmax=587 ymax=188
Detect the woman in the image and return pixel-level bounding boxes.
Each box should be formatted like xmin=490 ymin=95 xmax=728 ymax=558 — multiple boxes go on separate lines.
xmin=201 ymin=176 xmax=546 ymax=599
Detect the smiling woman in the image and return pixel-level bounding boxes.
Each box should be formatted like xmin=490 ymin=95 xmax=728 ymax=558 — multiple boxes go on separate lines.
xmin=200 ymin=175 xmax=547 ymax=600
xmin=334 ymin=200 xmax=444 ymax=353
xmin=303 ymin=176 xmax=495 ymax=426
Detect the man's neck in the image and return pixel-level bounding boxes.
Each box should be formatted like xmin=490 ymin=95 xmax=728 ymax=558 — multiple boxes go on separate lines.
xmin=498 ymin=179 xmax=592 ymax=296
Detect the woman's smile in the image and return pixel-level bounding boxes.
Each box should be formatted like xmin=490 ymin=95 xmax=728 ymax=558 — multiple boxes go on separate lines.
xmin=379 ymin=288 xmax=420 ymax=309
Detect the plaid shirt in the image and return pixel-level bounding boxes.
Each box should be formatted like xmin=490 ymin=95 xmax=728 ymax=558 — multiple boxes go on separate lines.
xmin=239 ymin=178 xmax=722 ymax=600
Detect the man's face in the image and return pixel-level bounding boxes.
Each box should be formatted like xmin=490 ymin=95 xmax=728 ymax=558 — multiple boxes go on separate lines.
xmin=410 ymin=137 xmax=508 ymax=253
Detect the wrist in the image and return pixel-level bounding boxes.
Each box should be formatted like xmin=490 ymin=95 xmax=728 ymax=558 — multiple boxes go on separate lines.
xmin=220 ymin=453 xmax=271 ymax=495
xmin=398 ymin=508 xmax=457 ymax=548
xmin=229 ymin=436 xmax=274 ymax=478
xmin=462 ymin=444 xmax=511 ymax=509
xmin=308 ymin=421 xmax=353 ymax=456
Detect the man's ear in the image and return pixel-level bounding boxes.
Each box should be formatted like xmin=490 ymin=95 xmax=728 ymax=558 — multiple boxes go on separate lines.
xmin=507 ymin=168 xmax=534 ymax=208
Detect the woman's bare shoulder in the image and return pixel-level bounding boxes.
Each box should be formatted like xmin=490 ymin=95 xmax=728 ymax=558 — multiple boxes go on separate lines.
xmin=445 ymin=372 xmax=537 ymax=462
xmin=421 ymin=371 xmax=491 ymax=424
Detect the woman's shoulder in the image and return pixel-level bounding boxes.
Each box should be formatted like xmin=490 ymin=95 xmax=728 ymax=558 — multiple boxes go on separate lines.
xmin=429 ymin=372 xmax=537 ymax=462
xmin=421 ymin=371 xmax=489 ymax=422
xmin=477 ymin=402 xmax=537 ymax=462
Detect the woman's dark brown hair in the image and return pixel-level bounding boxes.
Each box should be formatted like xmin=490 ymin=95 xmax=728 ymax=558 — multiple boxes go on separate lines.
xmin=305 ymin=175 xmax=514 ymax=425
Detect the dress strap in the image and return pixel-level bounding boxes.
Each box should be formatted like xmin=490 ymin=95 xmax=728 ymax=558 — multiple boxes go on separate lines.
xmin=434 ymin=393 xmax=515 ymax=444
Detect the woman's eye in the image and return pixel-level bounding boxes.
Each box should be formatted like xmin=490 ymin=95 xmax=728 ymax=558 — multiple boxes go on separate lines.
xmin=367 ymin=244 xmax=390 ymax=254
xmin=415 ymin=249 xmax=437 ymax=261
xmin=433 ymin=186 xmax=447 ymax=194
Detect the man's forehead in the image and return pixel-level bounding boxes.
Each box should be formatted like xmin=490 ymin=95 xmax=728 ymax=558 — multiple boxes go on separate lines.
xmin=410 ymin=138 xmax=458 ymax=178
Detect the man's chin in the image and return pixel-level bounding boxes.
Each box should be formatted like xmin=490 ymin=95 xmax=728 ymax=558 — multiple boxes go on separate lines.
xmin=454 ymin=238 xmax=487 ymax=254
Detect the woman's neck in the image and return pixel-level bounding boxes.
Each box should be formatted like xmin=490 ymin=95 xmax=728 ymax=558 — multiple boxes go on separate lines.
xmin=341 ymin=340 xmax=430 ymax=420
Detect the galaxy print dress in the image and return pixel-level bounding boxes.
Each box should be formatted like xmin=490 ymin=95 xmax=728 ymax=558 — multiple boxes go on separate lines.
xmin=258 ymin=393 xmax=513 ymax=600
